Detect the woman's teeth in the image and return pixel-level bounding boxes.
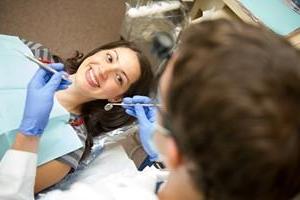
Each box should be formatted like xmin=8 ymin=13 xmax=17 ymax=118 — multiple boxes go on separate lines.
xmin=89 ymin=69 xmax=99 ymax=86
xmin=86 ymin=67 xmax=100 ymax=88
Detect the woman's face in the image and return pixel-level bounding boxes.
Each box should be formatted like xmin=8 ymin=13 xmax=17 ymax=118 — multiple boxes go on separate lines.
xmin=73 ymin=47 xmax=141 ymax=101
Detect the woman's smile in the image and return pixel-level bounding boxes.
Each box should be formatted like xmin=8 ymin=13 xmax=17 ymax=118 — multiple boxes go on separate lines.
xmin=85 ymin=66 xmax=100 ymax=88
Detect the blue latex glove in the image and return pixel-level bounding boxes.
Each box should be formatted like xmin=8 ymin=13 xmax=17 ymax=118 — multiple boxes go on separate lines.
xmin=123 ymin=95 xmax=159 ymax=161
xmin=19 ymin=63 xmax=71 ymax=136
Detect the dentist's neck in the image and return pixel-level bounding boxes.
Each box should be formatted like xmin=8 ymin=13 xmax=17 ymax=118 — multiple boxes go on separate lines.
xmin=55 ymin=75 xmax=94 ymax=114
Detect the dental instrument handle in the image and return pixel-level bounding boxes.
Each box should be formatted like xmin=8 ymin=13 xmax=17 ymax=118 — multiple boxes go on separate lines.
xmin=14 ymin=49 xmax=70 ymax=82
xmin=24 ymin=54 xmax=70 ymax=81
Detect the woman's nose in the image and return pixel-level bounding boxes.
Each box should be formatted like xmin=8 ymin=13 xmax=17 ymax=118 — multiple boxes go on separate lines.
xmin=99 ymin=71 xmax=108 ymax=81
xmin=100 ymin=65 xmax=115 ymax=80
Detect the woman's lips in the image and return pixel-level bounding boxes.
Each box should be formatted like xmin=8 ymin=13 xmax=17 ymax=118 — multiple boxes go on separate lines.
xmin=85 ymin=68 xmax=100 ymax=88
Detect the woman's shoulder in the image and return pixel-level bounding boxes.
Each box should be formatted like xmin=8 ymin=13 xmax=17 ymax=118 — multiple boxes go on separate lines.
xmin=55 ymin=114 xmax=87 ymax=170
xmin=69 ymin=114 xmax=85 ymax=126
xmin=20 ymin=38 xmax=55 ymax=63
xmin=68 ymin=114 xmax=87 ymax=142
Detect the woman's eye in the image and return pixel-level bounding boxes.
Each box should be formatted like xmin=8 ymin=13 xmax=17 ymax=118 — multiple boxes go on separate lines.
xmin=115 ymin=74 xmax=123 ymax=85
xmin=106 ymin=53 xmax=113 ymax=63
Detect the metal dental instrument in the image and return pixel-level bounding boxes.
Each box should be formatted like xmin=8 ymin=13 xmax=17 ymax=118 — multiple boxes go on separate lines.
xmin=15 ymin=50 xmax=70 ymax=81
xmin=104 ymin=103 xmax=160 ymax=111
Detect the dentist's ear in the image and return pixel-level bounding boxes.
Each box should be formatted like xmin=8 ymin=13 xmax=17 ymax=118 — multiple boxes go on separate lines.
xmin=163 ymin=137 xmax=183 ymax=169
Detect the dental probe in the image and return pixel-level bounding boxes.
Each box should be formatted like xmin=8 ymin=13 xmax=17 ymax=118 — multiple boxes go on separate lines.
xmin=104 ymin=103 xmax=160 ymax=111
xmin=15 ymin=50 xmax=70 ymax=81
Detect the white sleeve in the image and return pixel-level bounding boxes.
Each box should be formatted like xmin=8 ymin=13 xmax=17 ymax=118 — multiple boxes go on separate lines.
xmin=0 ymin=150 xmax=37 ymax=200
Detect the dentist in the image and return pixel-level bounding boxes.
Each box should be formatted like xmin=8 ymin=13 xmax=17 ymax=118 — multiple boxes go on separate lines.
xmin=0 ymin=64 xmax=70 ymax=200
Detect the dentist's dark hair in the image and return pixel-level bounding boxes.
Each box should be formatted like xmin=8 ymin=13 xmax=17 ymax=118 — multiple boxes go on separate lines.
xmin=57 ymin=40 xmax=154 ymax=159
xmin=168 ymin=19 xmax=300 ymax=199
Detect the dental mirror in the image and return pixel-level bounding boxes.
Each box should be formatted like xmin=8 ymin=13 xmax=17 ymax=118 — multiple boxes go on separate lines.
xmin=104 ymin=102 xmax=160 ymax=111
xmin=104 ymin=103 xmax=114 ymax=111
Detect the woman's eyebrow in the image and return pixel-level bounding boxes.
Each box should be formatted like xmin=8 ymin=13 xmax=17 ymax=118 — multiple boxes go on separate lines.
xmin=121 ymin=70 xmax=130 ymax=83
xmin=113 ymin=50 xmax=119 ymax=61
xmin=113 ymin=50 xmax=130 ymax=83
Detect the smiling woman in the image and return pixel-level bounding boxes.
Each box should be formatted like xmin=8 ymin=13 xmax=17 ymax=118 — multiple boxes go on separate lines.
xmin=31 ymin=40 xmax=154 ymax=193
xmin=59 ymin=40 xmax=154 ymax=156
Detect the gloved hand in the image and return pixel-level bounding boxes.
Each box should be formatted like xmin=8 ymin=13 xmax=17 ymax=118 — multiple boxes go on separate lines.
xmin=19 ymin=63 xmax=71 ymax=136
xmin=123 ymin=95 xmax=159 ymax=161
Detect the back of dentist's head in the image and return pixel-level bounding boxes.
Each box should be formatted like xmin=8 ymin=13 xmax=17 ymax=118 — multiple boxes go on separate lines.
xmin=167 ymin=19 xmax=300 ymax=200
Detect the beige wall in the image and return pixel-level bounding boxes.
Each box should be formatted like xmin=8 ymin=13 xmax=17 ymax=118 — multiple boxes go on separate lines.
xmin=0 ymin=0 xmax=126 ymax=58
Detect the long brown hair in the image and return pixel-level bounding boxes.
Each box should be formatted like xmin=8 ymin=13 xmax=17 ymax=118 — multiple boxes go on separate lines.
xmin=55 ymin=40 xmax=154 ymax=158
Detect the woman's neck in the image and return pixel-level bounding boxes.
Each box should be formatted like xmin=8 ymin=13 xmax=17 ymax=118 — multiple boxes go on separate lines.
xmin=55 ymin=75 xmax=95 ymax=114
